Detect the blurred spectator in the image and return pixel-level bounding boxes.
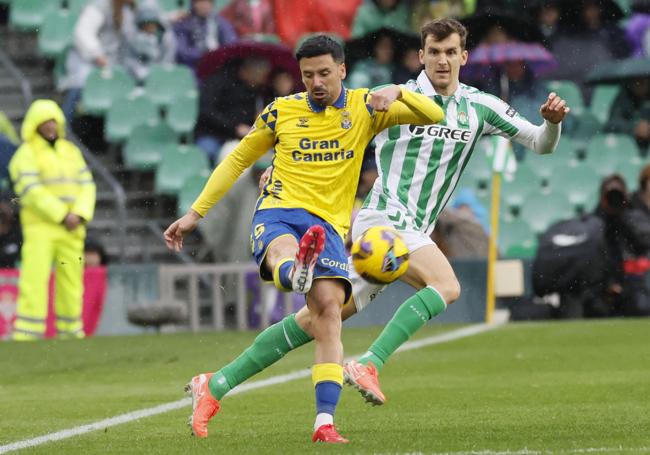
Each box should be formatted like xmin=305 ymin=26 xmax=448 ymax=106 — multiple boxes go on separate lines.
xmin=273 ymin=0 xmax=362 ymax=48
xmin=534 ymin=0 xmax=562 ymax=47
xmin=173 ymin=0 xmax=238 ymax=71
xmin=122 ymin=4 xmax=176 ymax=82
xmin=626 ymin=0 xmax=650 ymax=57
xmin=0 ymin=198 xmax=21 ymax=269
xmin=0 ymin=134 xmax=17 ymax=192
xmin=431 ymin=189 xmax=489 ymax=259
xmin=269 ymin=69 xmax=296 ymax=98
xmin=84 ymin=237 xmax=109 ymax=266
xmin=9 ymin=100 xmax=96 ymax=340
xmin=61 ymin=0 xmax=137 ymax=120
xmin=195 ymin=57 xmax=271 ymax=163
xmin=392 ymin=48 xmax=422 ymax=84
xmin=220 ymin=0 xmax=275 ymax=37
xmin=352 ymin=0 xmax=411 ymax=38
xmin=411 ymin=0 xmax=476 ymax=30
xmin=348 ymin=34 xmax=396 ymax=89
xmin=546 ymin=0 xmax=630 ymax=87
xmin=605 ymin=77 xmax=650 ymax=151
xmin=0 ymin=111 xmax=18 ymax=145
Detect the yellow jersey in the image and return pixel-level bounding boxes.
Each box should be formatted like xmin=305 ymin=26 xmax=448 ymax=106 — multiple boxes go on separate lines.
xmin=192 ymin=86 xmax=443 ymax=238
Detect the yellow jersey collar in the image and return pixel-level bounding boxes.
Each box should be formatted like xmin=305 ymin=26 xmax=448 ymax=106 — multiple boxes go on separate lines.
xmin=307 ymin=85 xmax=347 ymax=112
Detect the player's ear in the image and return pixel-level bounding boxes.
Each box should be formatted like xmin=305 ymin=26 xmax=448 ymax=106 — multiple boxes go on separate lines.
xmin=418 ymin=49 xmax=425 ymax=65
xmin=339 ymin=62 xmax=346 ymax=80
xmin=460 ymin=49 xmax=469 ymax=66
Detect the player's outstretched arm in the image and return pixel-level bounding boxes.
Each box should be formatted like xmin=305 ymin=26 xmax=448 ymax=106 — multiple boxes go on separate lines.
xmin=539 ymin=91 xmax=570 ymax=124
xmin=164 ymin=209 xmax=202 ymax=251
xmin=371 ymin=85 xmax=444 ymax=133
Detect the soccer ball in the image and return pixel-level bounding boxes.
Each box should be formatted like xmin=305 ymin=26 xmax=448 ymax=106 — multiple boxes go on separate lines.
xmin=351 ymin=226 xmax=409 ymax=284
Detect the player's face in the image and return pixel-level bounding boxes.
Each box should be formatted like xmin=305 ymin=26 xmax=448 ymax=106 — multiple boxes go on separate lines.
xmin=419 ymin=33 xmax=468 ymax=94
xmin=299 ymin=54 xmax=346 ymax=106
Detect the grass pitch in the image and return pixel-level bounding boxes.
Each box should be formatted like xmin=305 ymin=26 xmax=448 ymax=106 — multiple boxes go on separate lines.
xmin=1 ymin=319 xmax=649 ymax=454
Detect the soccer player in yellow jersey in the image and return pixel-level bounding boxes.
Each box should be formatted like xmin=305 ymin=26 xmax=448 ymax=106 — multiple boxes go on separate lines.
xmin=164 ymin=35 xmax=443 ymax=443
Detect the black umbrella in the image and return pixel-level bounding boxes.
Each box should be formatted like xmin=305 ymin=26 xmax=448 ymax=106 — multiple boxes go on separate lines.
xmin=587 ymin=57 xmax=650 ymax=84
xmin=461 ymin=7 xmax=544 ymax=50
xmin=632 ymin=0 xmax=650 ymax=13
xmin=558 ymin=0 xmax=625 ymax=26
xmin=344 ymin=27 xmax=420 ymax=68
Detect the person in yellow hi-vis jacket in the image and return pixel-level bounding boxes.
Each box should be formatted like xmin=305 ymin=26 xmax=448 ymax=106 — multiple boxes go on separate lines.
xmin=9 ymin=100 xmax=96 ymax=341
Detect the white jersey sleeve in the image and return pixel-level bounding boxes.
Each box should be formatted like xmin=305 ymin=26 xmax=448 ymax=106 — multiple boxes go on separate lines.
xmin=476 ymin=93 xmax=561 ymax=155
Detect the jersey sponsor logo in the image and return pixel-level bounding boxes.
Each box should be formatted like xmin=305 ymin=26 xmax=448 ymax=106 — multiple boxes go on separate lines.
xmin=253 ymin=223 xmax=265 ymax=238
xmin=270 ymin=179 xmax=282 ymax=196
xmin=320 ymin=257 xmax=350 ymax=272
xmin=294 ymin=137 xmax=353 ymax=162
xmin=506 ymin=106 xmax=517 ymax=117
xmin=408 ymin=124 xmax=472 ymax=142
xmin=296 ymin=117 xmax=309 ymax=128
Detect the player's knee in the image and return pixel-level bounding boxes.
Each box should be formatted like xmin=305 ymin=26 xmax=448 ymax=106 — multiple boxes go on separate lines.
xmin=437 ymin=278 xmax=461 ymax=305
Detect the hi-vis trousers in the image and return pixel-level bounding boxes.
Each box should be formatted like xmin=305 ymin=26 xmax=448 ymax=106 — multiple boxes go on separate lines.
xmin=13 ymin=224 xmax=85 ymax=341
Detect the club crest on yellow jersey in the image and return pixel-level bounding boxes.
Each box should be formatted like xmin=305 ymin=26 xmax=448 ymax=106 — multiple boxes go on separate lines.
xmin=341 ymin=110 xmax=352 ymax=129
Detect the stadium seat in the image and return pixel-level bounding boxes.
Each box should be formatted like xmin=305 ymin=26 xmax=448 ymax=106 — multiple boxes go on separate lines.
xmin=547 ymin=165 xmax=599 ymax=213
xmin=123 ymin=123 xmax=178 ymax=171
xmin=156 ymin=145 xmax=210 ymax=195
xmin=63 ymin=0 xmax=90 ymax=15
xmin=166 ymin=92 xmax=198 ymax=135
xmin=553 ymin=136 xmax=582 ymax=162
xmin=38 ymin=10 xmax=76 ymax=59
xmin=81 ymin=67 xmax=135 ymax=116
xmin=585 ymin=134 xmax=641 ymax=177
xmin=104 ymin=95 xmax=158 ymax=143
xmin=500 ymin=166 xmax=538 ymax=215
xmin=145 ymin=64 xmax=197 ymax=108
xmin=157 ymin=0 xmax=185 ymax=11
xmin=524 ymin=148 xmax=576 ymax=186
xmin=460 ymin=153 xmax=492 ymax=191
xmin=590 ymin=85 xmax=620 ymax=125
xmin=571 ymin=111 xmax=604 ymax=141
xmin=616 ymin=160 xmax=642 ymax=190
xmin=9 ymin=0 xmax=56 ymax=31
xmin=499 ymin=218 xmax=537 ymax=259
xmin=546 ymin=80 xmax=585 ymax=115
xmin=519 ymin=192 xmax=575 ymax=234
xmin=177 ymin=171 xmax=210 ymax=215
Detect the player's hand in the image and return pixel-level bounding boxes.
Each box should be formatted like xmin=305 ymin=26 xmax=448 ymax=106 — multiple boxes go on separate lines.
xmin=164 ymin=210 xmax=202 ymax=251
xmin=63 ymin=213 xmax=82 ymax=231
xmin=259 ymin=166 xmax=272 ymax=192
xmin=369 ymin=85 xmax=402 ymax=112
xmin=540 ymin=92 xmax=570 ymax=124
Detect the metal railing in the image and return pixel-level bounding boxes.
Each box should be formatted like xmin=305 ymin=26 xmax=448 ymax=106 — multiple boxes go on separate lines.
xmin=0 ymin=47 xmax=33 ymax=110
xmin=159 ymin=262 xmax=295 ymax=331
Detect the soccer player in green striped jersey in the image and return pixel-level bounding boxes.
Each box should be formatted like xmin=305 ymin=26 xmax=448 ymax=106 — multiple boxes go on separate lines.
xmin=198 ymin=18 xmax=570 ymax=414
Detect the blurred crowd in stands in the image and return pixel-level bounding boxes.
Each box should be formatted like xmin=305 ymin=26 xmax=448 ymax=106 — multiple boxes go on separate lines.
xmin=1 ymin=0 xmax=650 ymax=324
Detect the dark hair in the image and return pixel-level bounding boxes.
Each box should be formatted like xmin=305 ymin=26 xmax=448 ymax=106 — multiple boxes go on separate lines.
xmin=295 ymin=35 xmax=345 ymax=63
xmin=639 ymin=164 xmax=650 ymax=191
xmin=420 ymin=18 xmax=468 ymax=50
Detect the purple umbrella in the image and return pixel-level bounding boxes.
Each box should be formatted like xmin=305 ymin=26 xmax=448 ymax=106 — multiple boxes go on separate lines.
xmin=461 ymin=42 xmax=558 ymax=80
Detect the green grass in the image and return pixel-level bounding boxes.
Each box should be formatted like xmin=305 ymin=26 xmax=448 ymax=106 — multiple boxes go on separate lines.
xmin=1 ymin=319 xmax=649 ymax=454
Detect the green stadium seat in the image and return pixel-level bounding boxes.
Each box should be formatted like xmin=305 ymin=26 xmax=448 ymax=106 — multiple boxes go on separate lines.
xmin=9 ymin=0 xmax=56 ymax=31
xmin=585 ymin=134 xmax=641 ymax=177
xmin=519 ymin=192 xmax=575 ymax=234
xmin=546 ymin=80 xmax=585 ymax=115
xmin=460 ymin=152 xmax=492 ymax=191
xmin=524 ymin=149 xmax=576 ymax=186
xmin=500 ymin=166 xmax=538 ymax=215
xmin=553 ymin=136 xmax=582 ymax=161
xmin=38 ymin=10 xmax=76 ymax=59
xmin=157 ymin=0 xmax=184 ymax=11
xmin=123 ymin=123 xmax=178 ymax=171
xmin=616 ymin=160 xmax=643 ymax=190
xmin=166 ymin=92 xmax=198 ymax=135
xmin=590 ymin=85 xmax=620 ymax=125
xmin=144 ymin=64 xmax=197 ymax=107
xmin=81 ymin=67 xmax=135 ymax=116
xmin=177 ymin=171 xmax=210 ymax=216
xmin=499 ymin=218 xmax=537 ymax=258
xmin=63 ymin=0 xmax=90 ymax=15
xmin=155 ymin=144 xmax=210 ymax=195
xmin=547 ymin=165 xmax=599 ymax=213
xmin=571 ymin=111 xmax=604 ymax=141
xmin=104 ymin=95 xmax=158 ymax=143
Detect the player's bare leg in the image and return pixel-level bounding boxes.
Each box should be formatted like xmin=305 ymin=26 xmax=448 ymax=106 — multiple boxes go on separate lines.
xmin=345 ymin=243 xmax=460 ymax=404
xmin=307 ymin=278 xmax=349 ymax=443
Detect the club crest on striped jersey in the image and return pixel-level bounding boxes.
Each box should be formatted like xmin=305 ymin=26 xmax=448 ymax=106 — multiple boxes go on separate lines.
xmin=457 ymin=110 xmax=468 ymax=127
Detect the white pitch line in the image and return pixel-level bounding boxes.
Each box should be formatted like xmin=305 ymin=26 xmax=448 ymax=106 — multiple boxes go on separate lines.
xmin=0 ymin=322 xmax=500 ymax=454
xmin=418 ymin=447 xmax=650 ymax=455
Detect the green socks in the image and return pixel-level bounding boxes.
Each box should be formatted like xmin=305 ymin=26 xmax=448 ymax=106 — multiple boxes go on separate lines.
xmin=208 ymin=313 xmax=313 ymax=400
xmin=358 ymin=286 xmax=447 ymax=373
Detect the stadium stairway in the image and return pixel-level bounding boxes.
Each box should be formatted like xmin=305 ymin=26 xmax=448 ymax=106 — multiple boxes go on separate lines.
xmin=0 ymin=24 xmax=202 ymax=263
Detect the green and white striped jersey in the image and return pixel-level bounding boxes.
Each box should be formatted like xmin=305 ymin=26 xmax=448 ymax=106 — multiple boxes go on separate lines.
xmin=363 ymin=71 xmax=553 ymax=235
